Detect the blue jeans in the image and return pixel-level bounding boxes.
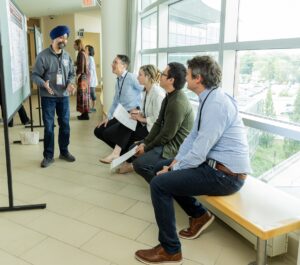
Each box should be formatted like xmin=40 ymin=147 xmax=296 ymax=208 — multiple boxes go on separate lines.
xmin=150 ymin=160 xmax=245 ymax=254
xmin=41 ymin=97 xmax=70 ymax=159
xmin=132 ymin=146 xmax=168 ymax=183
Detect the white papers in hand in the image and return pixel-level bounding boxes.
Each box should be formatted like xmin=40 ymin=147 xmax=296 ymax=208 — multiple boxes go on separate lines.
xmin=113 ymin=104 xmax=137 ymax=131
xmin=110 ymin=146 xmax=138 ymax=170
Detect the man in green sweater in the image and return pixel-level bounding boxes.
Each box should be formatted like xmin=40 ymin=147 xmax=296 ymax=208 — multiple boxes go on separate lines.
xmin=133 ymin=62 xmax=194 ymax=182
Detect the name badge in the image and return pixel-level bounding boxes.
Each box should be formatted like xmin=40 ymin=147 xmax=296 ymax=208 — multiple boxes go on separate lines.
xmin=63 ymin=59 xmax=69 ymax=67
xmin=56 ymin=74 xmax=63 ymax=85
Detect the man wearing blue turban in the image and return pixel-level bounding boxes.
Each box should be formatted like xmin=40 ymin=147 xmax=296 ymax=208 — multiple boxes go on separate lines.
xmin=32 ymin=25 xmax=76 ymax=168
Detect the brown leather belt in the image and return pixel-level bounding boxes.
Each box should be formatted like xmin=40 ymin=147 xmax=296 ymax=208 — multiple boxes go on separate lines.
xmin=207 ymin=159 xmax=247 ymax=180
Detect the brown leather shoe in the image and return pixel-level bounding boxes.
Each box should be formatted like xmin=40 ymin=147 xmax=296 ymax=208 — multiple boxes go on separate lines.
xmin=179 ymin=211 xmax=215 ymax=240
xmin=135 ymin=245 xmax=182 ymax=265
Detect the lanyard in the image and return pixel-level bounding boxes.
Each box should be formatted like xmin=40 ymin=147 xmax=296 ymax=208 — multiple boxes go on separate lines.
xmin=56 ymin=54 xmax=63 ymax=73
xmin=197 ymin=88 xmax=216 ymax=131
xmin=143 ymin=90 xmax=148 ymax=117
xmin=118 ymin=72 xmax=128 ymax=97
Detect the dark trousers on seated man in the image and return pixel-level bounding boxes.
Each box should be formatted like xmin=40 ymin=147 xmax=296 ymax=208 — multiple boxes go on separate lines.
xmin=133 ymin=146 xmax=168 ymax=183
xmin=94 ymin=118 xmax=148 ymax=155
xmin=149 ymin=159 xmax=245 ymax=254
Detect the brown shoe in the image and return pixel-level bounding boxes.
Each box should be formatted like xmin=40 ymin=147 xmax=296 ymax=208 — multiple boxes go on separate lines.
xmin=179 ymin=211 xmax=215 ymax=240
xmin=135 ymin=245 xmax=182 ymax=265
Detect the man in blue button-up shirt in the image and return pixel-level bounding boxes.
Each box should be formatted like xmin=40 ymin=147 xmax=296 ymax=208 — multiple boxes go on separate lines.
xmin=134 ymin=56 xmax=252 ymax=265
xmin=94 ymin=55 xmax=143 ymax=163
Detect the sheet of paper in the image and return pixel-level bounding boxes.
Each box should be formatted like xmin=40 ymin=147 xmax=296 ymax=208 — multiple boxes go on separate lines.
xmin=110 ymin=146 xmax=138 ymax=170
xmin=113 ymin=104 xmax=137 ymax=131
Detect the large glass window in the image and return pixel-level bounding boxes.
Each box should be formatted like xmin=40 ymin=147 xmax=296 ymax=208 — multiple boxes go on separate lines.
xmin=236 ymin=49 xmax=300 ymax=126
xmin=239 ymin=0 xmax=300 ymax=41
xmin=249 ymin=127 xmax=300 ymax=196
xmin=141 ymin=0 xmax=156 ymax=10
xmin=141 ymin=13 xmax=157 ymax=49
xmin=141 ymin=54 xmax=157 ymax=65
xmin=138 ymin=0 xmax=300 ymax=197
xmin=168 ymin=0 xmax=221 ymax=47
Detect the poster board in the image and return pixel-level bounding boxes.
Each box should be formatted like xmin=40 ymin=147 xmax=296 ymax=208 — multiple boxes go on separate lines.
xmin=0 ymin=0 xmax=30 ymax=121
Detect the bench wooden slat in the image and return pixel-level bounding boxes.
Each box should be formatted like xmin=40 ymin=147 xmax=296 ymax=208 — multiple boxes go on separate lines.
xmin=200 ymin=176 xmax=300 ymax=240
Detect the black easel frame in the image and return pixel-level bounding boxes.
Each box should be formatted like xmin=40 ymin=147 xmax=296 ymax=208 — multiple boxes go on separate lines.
xmin=25 ymin=25 xmax=44 ymax=129
xmin=0 ymin=35 xmax=46 ymax=212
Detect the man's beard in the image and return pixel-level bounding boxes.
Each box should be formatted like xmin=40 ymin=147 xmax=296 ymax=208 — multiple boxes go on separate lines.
xmin=58 ymin=42 xmax=66 ymax=49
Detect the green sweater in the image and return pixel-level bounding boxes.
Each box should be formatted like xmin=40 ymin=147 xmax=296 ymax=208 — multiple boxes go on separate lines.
xmin=144 ymin=89 xmax=194 ymax=159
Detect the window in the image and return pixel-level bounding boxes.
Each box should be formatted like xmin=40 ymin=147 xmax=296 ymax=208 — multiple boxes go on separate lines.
xmin=238 ymin=0 xmax=300 ymax=41
xmin=141 ymin=13 xmax=157 ymax=49
xmin=169 ymin=0 xmax=221 ymax=47
xmin=236 ymin=49 xmax=300 ymax=127
xmin=138 ymin=0 xmax=300 ymax=197
xmin=141 ymin=54 xmax=157 ymax=65
xmin=249 ymin=127 xmax=300 ymax=192
xmin=168 ymin=52 xmax=218 ymax=65
xmin=141 ymin=0 xmax=156 ymax=10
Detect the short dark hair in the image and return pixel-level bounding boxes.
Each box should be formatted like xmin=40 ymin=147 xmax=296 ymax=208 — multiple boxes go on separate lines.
xmin=86 ymin=45 xmax=95 ymax=56
xmin=187 ymin=56 xmax=222 ymax=88
xmin=167 ymin=62 xmax=187 ymax=90
xmin=74 ymin=39 xmax=84 ymax=50
xmin=116 ymin=54 xmax=130 ymax=68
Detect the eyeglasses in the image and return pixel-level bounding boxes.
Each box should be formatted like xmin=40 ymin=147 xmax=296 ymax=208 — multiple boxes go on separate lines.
xmin=160 ymin=71 xmax=168 ymax=77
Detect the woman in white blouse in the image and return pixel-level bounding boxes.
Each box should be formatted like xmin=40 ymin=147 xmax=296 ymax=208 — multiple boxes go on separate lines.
xmin=99 ymin=65 xmax=165 ymax=169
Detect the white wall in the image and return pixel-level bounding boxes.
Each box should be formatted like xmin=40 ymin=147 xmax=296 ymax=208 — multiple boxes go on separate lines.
xmin=101 ymin=0 xmax=128 ymax=116
xmin=74 ymin=9 xmax=101 ymax=33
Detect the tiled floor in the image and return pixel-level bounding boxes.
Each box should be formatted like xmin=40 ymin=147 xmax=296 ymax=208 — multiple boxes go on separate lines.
xmin=0 ymin=96 xmax=296 ymax=265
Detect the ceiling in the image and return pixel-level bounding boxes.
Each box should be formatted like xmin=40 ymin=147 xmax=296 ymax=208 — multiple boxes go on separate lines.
xmin=14 ymin=0 xmax=100 ymax=17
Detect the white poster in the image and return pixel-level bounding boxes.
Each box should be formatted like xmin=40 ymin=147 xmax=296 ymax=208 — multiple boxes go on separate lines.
xmin=8 ymin=1 xmax=27 ymax=93
xmin=0 ymin=0 xmax=30 ymax=120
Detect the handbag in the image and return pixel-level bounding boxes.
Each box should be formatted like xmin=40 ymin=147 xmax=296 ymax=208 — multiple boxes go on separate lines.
xmin=78 ymin=52 xmax=88 ymax=91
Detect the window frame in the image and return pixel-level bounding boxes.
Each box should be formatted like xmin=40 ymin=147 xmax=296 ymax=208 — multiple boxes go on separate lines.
xmin=139 ymin=0 xmax=300 ymax=142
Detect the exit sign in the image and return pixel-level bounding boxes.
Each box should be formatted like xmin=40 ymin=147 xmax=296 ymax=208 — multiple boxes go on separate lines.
xmin=82 ymin=0 xmax=96 ymax=7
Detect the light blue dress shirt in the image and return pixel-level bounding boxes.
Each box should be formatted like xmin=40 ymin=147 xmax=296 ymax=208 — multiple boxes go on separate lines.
xmin=108 ymin=71 xmax=143 ymax=119
xmin=173 ymin=88 xmax=252 ymax=174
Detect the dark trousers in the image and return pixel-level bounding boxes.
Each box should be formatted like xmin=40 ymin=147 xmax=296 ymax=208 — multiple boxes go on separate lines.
xmin=94 ymin=118 xmax=148 ymax=155
xmin=41 ymin=97 xmax=70 ymax=159
xmin=149 ymin=160 xmax=245 ymax=254
xmin=8 ymin=105 xmax=30 ymax=126
xmin=132 ymin=146 xmax=168 ymax=182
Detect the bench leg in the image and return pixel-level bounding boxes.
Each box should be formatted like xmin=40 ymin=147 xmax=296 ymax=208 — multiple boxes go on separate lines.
xmin=248 ymin=238 xmax=267 ymax=265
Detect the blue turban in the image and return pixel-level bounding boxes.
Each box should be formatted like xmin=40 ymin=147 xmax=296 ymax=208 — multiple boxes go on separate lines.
xmin=50 ymin=25 xmax=70 ymax=40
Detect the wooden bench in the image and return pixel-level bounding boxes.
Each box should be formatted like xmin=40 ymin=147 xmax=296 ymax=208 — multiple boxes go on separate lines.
xmin=199 ymin=176 xmax=300 ymax=265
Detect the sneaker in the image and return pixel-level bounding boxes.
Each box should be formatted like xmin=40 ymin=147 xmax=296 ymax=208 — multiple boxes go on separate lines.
xmin=135 ymin=245 xmax=182 ymax=265
xmin=179 ymin=211 xmax=215 ymax=240
xmin=41 ymin=157 xmax=54 ymax=168
xmin=59 ymin=152 xmax=76 ymax=162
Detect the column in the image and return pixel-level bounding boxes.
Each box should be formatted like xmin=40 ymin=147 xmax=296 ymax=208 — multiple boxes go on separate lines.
xmin=101 ymin=0 xmax=128 ymax=115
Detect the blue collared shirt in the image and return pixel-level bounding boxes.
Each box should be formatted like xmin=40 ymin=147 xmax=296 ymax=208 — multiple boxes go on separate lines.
xmin=108 ymin=71 xmax=143 ymax=119
xmin=174 ymin=88 xmax=252 ymax=174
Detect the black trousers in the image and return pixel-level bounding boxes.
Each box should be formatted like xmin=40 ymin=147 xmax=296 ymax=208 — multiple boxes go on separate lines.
xmin=94 ymin=118 xmax=148 ymax=155
xmin=8 ymin=105 xmax=30 ymax=126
